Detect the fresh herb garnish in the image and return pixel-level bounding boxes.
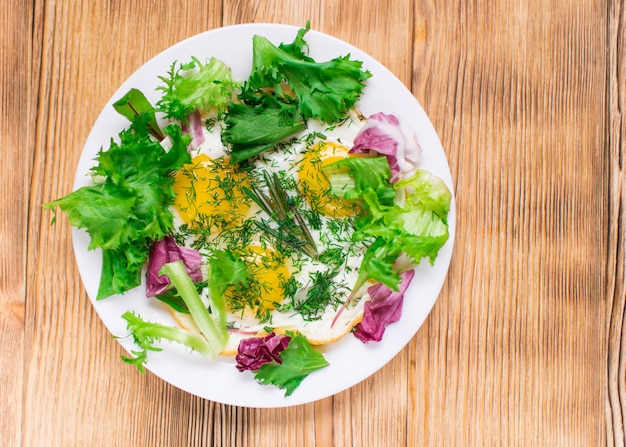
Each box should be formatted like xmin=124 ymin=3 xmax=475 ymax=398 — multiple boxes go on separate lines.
xmin=243 ymin=171 xmax=318 ymax=258
xmin=293 ymin=269 xmax=343 ymax=321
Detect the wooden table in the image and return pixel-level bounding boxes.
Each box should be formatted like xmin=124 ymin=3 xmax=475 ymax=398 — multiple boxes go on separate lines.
xmin=3 ymin=0 xmax=624 ymax=445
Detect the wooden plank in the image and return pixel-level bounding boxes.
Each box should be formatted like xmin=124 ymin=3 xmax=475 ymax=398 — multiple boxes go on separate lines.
xmin=606 ymin=0 xmax=626 ymax=445
xmin=0 ymin=1 xmax=32 ymax=445
xmin=411 ymin=0 xmax=609 ymax=445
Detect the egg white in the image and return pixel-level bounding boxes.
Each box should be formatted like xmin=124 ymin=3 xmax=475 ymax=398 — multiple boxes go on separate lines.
xmin=170 ymin=110 xmax=372 ymax=353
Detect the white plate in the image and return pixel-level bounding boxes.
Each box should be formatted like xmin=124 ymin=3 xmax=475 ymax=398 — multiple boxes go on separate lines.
xmin=72 ymin=23 xmax=456 ymax=408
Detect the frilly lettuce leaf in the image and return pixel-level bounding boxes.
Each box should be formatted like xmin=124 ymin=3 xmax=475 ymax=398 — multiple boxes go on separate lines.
xmin=157 ymin=56 xmax=239 ymax=122
xmin=252 ymin=331 xmax=329 ymax=396
xmin=44 ymin=123 xmax=191 ymax=299
xmin=246 ymin=22 xmax=371 ymax=124
xmin=324 ymin=156 xmax=452 ymax=290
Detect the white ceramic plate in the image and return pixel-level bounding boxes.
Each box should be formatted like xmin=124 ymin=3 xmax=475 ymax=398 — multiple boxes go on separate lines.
xmin=71 ymin=23 xmax=456 ymax=408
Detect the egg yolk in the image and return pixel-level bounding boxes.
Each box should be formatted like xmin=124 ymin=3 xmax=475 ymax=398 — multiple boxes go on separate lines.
xmin=224 ymin=245 xmax=290 ymax=319
xmin=298 ymin=141 xmax=360 ymax=217
xmin=173 ymin=153 xmax=250 ymax=230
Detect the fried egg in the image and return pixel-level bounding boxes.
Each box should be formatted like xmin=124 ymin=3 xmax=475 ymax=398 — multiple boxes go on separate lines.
xmin=172 ymin=153 xmax=251 ymax=232
xmin=170 ymin=111 xmax=372 ymax=354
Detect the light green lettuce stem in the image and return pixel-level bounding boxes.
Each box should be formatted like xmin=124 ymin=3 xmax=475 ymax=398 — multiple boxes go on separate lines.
xmin=159 ymin=260 xmax=229 ymax=355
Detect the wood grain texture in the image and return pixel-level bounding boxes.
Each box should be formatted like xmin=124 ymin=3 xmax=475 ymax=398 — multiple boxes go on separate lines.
xmin=607 ymin=1 xmax=626 ymax=445
xmin=1 ymin=2 xmax=32 ymax=446
xmin=411 ymin=1 xmax=609 ymax=445
xmin=0 ymin=0 xmax=621 ymax=445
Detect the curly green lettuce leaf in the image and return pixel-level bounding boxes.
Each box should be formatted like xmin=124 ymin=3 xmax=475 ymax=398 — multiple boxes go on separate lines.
xmin=157 ymin=56 xmax=239 ymax=122
xmin=253 ymin=331 xmax=329 ymax=396
xmin=324 ymin=157 xmax=452 ymax=290
xmin=246 ymin=22 xmax=371 ymax=124
xmin=44 ymin=122 xmax=191 ymax=299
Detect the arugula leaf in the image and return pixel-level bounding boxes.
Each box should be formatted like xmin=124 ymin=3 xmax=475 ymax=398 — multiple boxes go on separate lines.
xmin=247 ymin=22 xmax=372 ymax=123
xmin=253 ymin=332 xmax=329 ymax=396
xmin=156 ymin=56 xmax=239 ymax=122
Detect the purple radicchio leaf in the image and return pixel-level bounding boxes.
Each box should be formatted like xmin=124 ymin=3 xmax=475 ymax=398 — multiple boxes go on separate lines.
xmin=235 ymin=332 xmax=291 ymax=372
xmin=353 ymin=269 xmax=416 ymax=343
xmin=145 ymin=236 xmax=203 ymax=297
xmin=350 ymin=112 xmax=422 ymax=182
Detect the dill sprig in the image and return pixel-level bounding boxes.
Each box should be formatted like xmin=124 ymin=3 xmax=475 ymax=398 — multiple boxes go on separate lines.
xmin=243 ymin=170 xmax=318 ymax=258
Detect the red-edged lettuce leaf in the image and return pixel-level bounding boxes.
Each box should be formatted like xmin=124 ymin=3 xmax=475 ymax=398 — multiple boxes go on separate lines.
xmin=350 ymin=112 xmax=422 ymax=182
xmin=353 ymin=269 xmax=415 ymax=343
xmin=146 ymin=236 xmax=203 ymax=297
xmin=235 ymin=332 xmax=291 ymax=372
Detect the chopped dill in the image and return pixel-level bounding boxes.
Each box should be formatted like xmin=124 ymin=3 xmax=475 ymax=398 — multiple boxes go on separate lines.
xmin=204 ymin=116 xmax=218 ymax=132
xmin=293 ymin=269 xmax=344 ymax=321
xmin=317 ymin=246 xmax=348 ymax=269
xmin=281 ymin=275 xmax=300 ymax=302
xmin=302 ymin=208 xmax=323 ymax=231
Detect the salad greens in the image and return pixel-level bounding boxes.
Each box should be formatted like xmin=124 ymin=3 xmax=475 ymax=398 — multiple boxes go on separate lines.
xmin=222 ymin=21 xmax=371 ymax=164
xmin=325 ymin=159 xmax=451 ymax=291
xmin=157 ymin=56 xmax=239 ymax=122
xmin=113 ymin=88 xmax=165 ymax=140
xmin=253 ymin=332 xmax=329 ymax=396
xmin=121 ymin=258 xmax=246 ymax=369
xmin=121 ymin=260 xmax=230 ymax=369
xmin=44 ymin=117 xmax=191 ymax=299
xmin=45 ymin=23 xmax=453 ymax=397
xmin=247 ymin=22 xmax=371 ymax=123
xmin=222 ymin=93 xmax=306 ymax=164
